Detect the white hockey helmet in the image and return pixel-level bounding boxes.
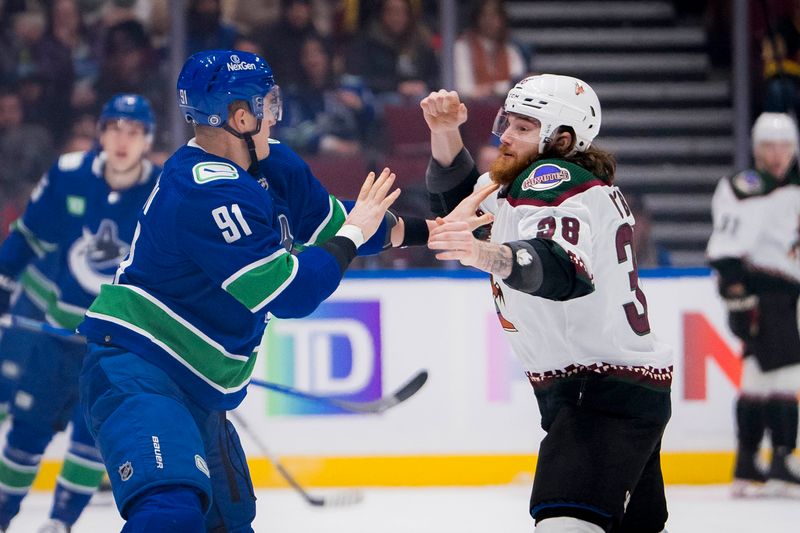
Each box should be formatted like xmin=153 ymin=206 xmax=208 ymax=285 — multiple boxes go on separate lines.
xmin=492 ymin=74 xmax=601 ymax=153
xmin=751 ymin=112 xmax=799 ymax=153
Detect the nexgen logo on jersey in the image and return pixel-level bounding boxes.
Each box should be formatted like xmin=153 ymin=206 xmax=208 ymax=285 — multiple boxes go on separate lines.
xmin=263 ymin=301 xmax=382 ymax=415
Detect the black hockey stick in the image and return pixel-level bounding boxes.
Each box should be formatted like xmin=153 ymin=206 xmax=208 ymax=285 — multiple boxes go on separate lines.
xmin=249 ymin=369 xmax=428 ymax=414
xmin=0 ymin=314 xmax=429 ymax=414
xmin=230 ymin=410 xmax=363 ymax=507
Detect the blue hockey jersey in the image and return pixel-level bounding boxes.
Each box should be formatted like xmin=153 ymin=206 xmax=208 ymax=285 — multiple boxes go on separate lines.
xmin=80 ymin=139 xmax=388 ymax=411
xmin=0 ymin=150 xmax=161 ymax=329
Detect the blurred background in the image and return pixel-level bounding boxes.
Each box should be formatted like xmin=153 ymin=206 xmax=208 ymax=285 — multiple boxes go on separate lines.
xmin=0 ymin=0 xmax=785 ymax=270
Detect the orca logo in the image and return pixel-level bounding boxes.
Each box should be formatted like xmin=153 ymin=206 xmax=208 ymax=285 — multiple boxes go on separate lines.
xmin=68 ymin=220 xmax=130 ymax=295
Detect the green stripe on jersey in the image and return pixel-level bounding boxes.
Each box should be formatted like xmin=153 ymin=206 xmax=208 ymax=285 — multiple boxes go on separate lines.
xmin=86 ymin=284 xmax=257 ymax=393
xmin=59 ymin=455 xmax=106 ymax=492
xmin=20 ymin=268 xmax=85 ymax=330
xmin=10 ymin=219 xmax=57 ymax=257
xmin=306 ymin=196 xmax=347 ymax=246
xmin=222 ymin=250 xmax=298 ymax=312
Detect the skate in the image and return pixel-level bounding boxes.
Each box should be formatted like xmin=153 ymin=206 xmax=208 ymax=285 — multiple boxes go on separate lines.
xmin=732 ymin=450 xmax=767 ymax=498
xmin=766 ymin=447 xmax=800 ymax=498
xmin=36 ymin=519 xmax=70 ymax=533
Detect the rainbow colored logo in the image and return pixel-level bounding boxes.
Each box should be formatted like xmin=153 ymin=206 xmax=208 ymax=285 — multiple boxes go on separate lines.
xmin=262 ymin=301 xmax=382 ymax=415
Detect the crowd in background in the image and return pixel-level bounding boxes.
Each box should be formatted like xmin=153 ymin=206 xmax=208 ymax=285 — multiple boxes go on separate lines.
xmin=3 ymin=0 xmax=795 ymax=269
xmin=0 ymin=0 xmax=533 ymax=267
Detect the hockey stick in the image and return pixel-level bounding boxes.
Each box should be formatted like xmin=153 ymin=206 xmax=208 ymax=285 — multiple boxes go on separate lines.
xmin=0 ymin=314 xmax=430 ymax=414
xmin=0 ymin=314 xmax=85 ymax=344
xmin=249 ymin=369 xmax=428 ymax=414
xmin=230 ymin=410 xmax=363 ymax=507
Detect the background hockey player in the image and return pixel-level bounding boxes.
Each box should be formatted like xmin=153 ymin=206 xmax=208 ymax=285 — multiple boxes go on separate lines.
xmin=78 ymin=49 xmax=489 ymax=532
xmin=0 ymin=94 xmax=161 ymax=533
xmin=707 ymin=111 xmax=800 ymax=498
xmin=424 ymin=76 xmax=673 ymax=532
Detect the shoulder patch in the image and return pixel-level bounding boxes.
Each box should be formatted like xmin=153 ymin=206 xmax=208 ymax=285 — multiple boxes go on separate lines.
xmin=521 ymin=163 xmax=571 ymax=191
xmin=57 ymin=151 xmax=86 ymax=172
xmin=192 ymin=162 xmax=239 ymax=184
xmin=731 ymin=170 xmax=764 ymax=196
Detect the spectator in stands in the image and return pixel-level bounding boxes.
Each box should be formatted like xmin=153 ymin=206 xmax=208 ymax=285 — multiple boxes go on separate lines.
xmin=454 ymin=0 xmax=527 ymax=100
xmin=762 ymin=0 xmax=800 ymax=113
xmin=0 ymin=86 xmax=54 ymax=209
xmin=94 ymin=20 xmax=168 ymax=150
xmin=277 ymin=34 xmax=374 ymax=156
xmin=345 ymin=0 xmax=438 ymax=106
xmin=257 ymin=0 xmax=322 ymax=87
xmin=186 ymin=0 xmax=238 ymax=55
xmin=36 ymin=0 xmax=98 ymax=140
xmin=0 ymin=10 xmax=45 ymax=85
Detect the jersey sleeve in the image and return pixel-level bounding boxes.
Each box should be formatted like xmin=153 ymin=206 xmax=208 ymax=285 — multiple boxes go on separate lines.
xmin=176 ymin=185 xmax=345 ymax=319
xmin=706 ymin=178 xmax=760 ymax=262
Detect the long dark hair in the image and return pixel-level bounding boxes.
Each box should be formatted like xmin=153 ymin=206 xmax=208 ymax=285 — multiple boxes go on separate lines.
xmin=537 ymin=127 xmax=616 ymax=184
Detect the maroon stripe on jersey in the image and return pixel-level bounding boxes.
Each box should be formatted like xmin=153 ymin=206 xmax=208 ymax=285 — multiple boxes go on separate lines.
xmin=507 ymin=179 xmax=606 ymax=207
xmin=525 ymin=363 xmax=673 ymax=389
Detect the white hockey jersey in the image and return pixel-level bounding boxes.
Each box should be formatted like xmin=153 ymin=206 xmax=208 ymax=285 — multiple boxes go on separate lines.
xmin=706 ymin=169 xmax=800 ymax=285
xmin=477 ymin=159 xmax=673 ymax=386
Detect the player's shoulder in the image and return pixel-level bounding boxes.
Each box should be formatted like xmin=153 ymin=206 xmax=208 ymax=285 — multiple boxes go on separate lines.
xmin=50 ymin=150 xmax=96 ymax=178
xmin=261 ymin=139 xmax=311 ymax=180
xmin=164 ymin=143 xmax=251 ymax=192
xmin=506 ymin=158 xmax=605 ymax=207
xmin=726 ymin=169 xmax=771 ymax=199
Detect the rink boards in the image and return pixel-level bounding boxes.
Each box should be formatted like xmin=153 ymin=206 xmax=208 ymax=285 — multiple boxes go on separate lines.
xmin=33 ymin=269 xmax=760 ymax=489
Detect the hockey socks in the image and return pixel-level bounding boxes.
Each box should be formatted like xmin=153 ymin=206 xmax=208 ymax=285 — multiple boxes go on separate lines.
xmin=121 ymin=486 xmax=205 ymax=533
xmin=734 ymin=396 xmax=767 ymax=483
xmin=50 ymin=445 xmax=106 ymax=526
xmin=0 ymin=446 xmax=41 ymax=529
xmin=764 ymin=396 xmax=799 ymax=451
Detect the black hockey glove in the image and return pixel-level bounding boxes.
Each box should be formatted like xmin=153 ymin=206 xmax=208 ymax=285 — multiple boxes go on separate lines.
xmin=725 ymin=294 xmax=759 ymax=342
xmin=0 ymin=274 xmax=17 ymax=316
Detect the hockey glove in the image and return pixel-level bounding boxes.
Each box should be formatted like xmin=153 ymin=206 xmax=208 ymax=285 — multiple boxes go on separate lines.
xmin=725 ymin=294 xmax=759 ymax=342
xmin=0 ymin=274 xmax=17 ymax=316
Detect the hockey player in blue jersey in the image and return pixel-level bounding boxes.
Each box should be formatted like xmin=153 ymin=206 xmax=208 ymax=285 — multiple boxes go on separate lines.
xmin=0 ymin=94 xmax=161 ymax=533
xmin=78 ymin=49 xmax=492 ymax=532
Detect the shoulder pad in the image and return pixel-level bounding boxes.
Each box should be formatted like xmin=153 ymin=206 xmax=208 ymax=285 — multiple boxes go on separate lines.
xmin=729 ymin=170 xmax=766 ymax=198
xmin=57 ymin=151 xmax=88 ymax=172
xmin=191 ymin=161 xmax=240 ymax=184
xmin=507 ymin=159 xmax=604 ymax=207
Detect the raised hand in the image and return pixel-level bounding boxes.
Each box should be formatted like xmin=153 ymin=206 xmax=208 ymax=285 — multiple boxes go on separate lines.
xmin=344 ymin=168 xmax=401 ymax=242
xmin=442 ymin=182 xmax=499 ymax=231
xmin=420 ymin=90 xmax=468 ymax=133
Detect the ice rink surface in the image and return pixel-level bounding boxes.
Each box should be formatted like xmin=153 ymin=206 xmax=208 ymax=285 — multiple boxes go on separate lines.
xmin=7 ymin=484 xmax=800 ymax=532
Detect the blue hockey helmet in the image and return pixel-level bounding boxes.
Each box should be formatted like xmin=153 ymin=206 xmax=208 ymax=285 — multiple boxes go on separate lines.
xmin=176 ymin=49 xmax=281 ymax=128
xmin=99 ymin=94 xmax=156 ymax=135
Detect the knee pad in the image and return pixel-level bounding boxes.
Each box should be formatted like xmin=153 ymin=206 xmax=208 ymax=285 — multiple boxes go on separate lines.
xmin=121 ymin=486 xmax=204 ymax=533
xmin=536 ymin=517 xmax=605 ymax=533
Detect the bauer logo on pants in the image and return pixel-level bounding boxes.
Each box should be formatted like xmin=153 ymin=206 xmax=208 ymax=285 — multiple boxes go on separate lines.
xmin=263 ymin=301 xmax=382 ymax=416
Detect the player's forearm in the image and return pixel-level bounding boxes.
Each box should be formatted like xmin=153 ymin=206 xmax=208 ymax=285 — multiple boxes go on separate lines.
xmin=473 ymin=241 xmax=513 ymax=278
xmin=431 ymin=129 xmax=465 ymax=168
xmin=390 ymin=217 xmax=434 ymax=248
xmin=426 ymin=149 xmax=480 ymax=218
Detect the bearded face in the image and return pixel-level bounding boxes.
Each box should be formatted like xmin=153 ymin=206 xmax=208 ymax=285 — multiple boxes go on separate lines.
xmin=489 ymin=143 xmax=538 ymax=186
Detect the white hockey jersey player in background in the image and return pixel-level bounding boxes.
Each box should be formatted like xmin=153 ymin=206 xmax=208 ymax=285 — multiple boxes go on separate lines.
xmin=707 ymin=112 xmax=800 ymax=497
xmin=424 ymin=76 xmax=672 ymax=532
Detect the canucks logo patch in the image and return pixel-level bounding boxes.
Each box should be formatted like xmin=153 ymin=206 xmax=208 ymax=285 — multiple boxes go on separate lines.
xmin=68 ymin=219 xmax=130 ymax=295
xmin=193 ymin=162 xmax=239 ymax=184
xmin=521 ymin=164 xmax=571 ymax=191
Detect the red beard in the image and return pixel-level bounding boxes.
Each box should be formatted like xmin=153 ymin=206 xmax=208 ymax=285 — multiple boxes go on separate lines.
xmin=489 ymin=145 xmax=536 ymax=186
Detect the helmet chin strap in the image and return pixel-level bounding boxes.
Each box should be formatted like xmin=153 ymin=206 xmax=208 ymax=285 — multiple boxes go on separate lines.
xmin=222 ymin=119 xmax=269 ymax=190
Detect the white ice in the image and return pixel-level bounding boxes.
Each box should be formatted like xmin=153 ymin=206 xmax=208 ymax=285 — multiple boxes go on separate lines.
xmin=7 ymin=484 xmax=800 ymax=532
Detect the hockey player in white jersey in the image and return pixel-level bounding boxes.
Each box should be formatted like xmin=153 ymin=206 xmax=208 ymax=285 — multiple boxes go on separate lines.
xmin=707 ymin=112 xmax=800 ymax=497
xmin=423 ymin=76 xmax=672 ymax=532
